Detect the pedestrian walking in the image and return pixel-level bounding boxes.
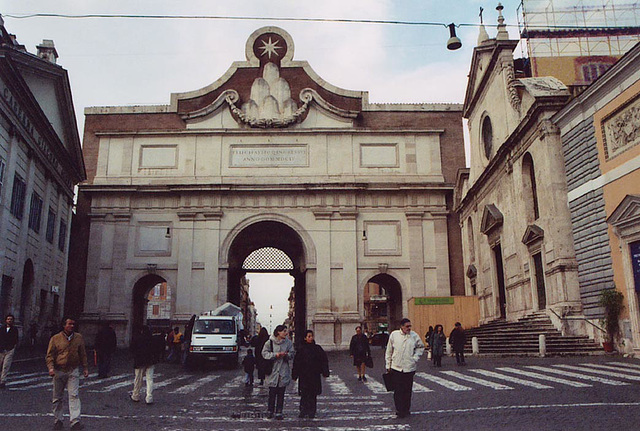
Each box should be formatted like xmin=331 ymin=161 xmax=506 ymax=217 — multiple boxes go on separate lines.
xmin=349 ymin=325 xmax=371 ymax=382
xmin=243 ymin=348 xmax=256 ymax=386
xmin=431 ymin=324 xmax=446 ymax=368
xmin=130 ymin=325 xmax=159 ymax=404
xmin=262 ymin=324 xmax=294 ymax=420
xmin=253 ymin=327 xmax=270 ymax=385
xmin=29 ymin=322 xmax=38 ymax=347
xmin=0 ymin=314 xmax=19 ymax=388
xmin=46 ymin=317 xmax=89 ymax=430
xmin=424 ymin=325 xmax=434 ymax=361
xmin=94 ymin=322 xmax=117 ymax=378
xmin=167 ymin=326 xmax=183 ymax=363
xmin=449 ymin=322 xmax=467 ymax=366
xmin=292 ymin=329 xmax=329 ymax=419
xmin=385 ymin=318 xmax=424 ymax=418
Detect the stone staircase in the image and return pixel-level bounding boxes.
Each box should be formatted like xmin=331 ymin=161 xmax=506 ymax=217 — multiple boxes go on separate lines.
xmin=463 ymin=311 xmax=603 ymax=356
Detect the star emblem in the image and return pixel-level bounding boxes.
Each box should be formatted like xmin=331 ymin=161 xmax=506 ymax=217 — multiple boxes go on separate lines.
xmin=259 ymin=37 xmax=282 ymax=59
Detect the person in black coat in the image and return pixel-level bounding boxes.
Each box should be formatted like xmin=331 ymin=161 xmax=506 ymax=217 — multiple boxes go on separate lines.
xmin=292 ymin=330 xmax=329 ymax=419
xmin=0 ymin=314 xmax=19 ymax=388
xmin=449 ymin=322 xmax=467 ymax=366
xmin=253 ymin=327 xmax=270 ymax=385
xmin=349 ymin=326 xmax=371 ymax=381
xmin=242 ymin=348 xmax=256 ymax=386
xmin=130 ymin=326 xmax=159 ymax=404
xmin=94 ymin=322 xmax=117 ymax=378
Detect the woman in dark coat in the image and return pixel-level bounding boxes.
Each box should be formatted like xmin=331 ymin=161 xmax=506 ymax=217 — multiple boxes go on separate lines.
xmin=349 ymin=326 xmax=371 ymax=381
xmin=430 ymin=324 xmax=446 ymax=368
xmin=253 ymin=327 xmax=270 ymax=385
xmin=292 ymin=330 xmax=329 ymax=419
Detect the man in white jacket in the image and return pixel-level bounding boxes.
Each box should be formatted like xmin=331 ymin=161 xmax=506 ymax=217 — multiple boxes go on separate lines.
xmin=385 ymin=318 xmax=425 ymax=418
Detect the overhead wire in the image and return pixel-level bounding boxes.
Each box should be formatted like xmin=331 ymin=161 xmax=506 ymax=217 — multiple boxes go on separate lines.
xmin=3 ymin=12 xmax=636 ymax=31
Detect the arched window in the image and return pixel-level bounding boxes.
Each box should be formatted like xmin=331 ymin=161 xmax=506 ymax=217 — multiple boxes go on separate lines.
xmin=467 ymin=217 xmax=476 ymax=262
xmin=481 ymin=115 xmax=493 ymax=159
xmin=522 ymin=153 xmax=540 ymax=221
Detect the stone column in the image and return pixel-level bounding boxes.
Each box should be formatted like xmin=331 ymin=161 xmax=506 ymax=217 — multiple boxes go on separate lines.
xmin=175 ymin=211 xmax=195 ymax=321
xmin=406 ymin=211 xmax=426 ymax=299
xmin=203 ymin=211 xmax=222 ymax=312
xmin=336 ymin=209 xmax=361 ymax=347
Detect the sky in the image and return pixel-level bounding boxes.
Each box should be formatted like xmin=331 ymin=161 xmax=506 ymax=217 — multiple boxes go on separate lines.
xmin=2 ymin=0 xmax=525 ymax=137
xmin=246 ymin=273 xmax=293 ymax=334
xmin=2 ymin=0 xmax=526 ymax=323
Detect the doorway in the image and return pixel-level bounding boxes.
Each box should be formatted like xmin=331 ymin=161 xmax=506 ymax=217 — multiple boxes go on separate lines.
xmin=132 ymin=274 xmax=169 ymax=337
xmin=493 ymin=244 xmax=507 ymax=319
xmin=364 ymin=274 xmax=403 ymax=335
xmin=532 ymin=252 xmax=546 ymax=310
xmin=227 ymin=221 xmax=307 ymax=343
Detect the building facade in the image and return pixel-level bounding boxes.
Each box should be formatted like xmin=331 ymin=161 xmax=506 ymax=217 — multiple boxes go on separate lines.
xmin=455 ymin=11 xmax=584 ymax=328
xmin=0 ymin=20 xmax=86 ymax=343
xmin=553 ymin=42 xmax=640 ymax=349
xmin=71 ymin=26 xmax=465 ymax=348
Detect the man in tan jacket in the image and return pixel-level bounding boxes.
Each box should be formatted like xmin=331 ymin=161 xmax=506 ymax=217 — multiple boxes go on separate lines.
xmin=46 ymin=317 xmax=89 ymax=430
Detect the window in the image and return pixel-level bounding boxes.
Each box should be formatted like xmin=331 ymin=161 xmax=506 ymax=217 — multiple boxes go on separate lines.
xmin=482 ymin=115 xmax=493 ymax=159
xmin=58 ymin=218 xmax=67 ymax=252
xmin=28 ymin=192 xmax=43 ymax=233
xmin=0 ymin=158 xmax=5 ymax=198
xmin=10 ymin=173 xmax=26 ymax=220
xmin=193 ymin=319 xmax=235 ymax=335
xmin=46 ymin=209 xmax=56 ymax=243
xmin=522 ymin=153 xmax=540 ymax=221
xmin=152 ymin=305 xmax=159 ymax=316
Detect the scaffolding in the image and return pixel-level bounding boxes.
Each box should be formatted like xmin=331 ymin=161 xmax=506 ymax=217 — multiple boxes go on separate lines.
xmin=517 ymin=0 xmax=640 ymax=58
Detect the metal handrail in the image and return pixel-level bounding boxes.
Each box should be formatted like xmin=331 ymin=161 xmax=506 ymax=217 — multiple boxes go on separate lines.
xmin=548 ymin=308 xmax=606 ymax=334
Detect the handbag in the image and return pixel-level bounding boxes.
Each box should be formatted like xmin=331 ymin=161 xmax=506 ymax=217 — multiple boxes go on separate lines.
xmin=364 ymin=356 xmax=374 ymax=368
xmin=382 ymin=372 xmax=394 ymax=391
xmin=264 ymin=340 xmax=275 ymax=375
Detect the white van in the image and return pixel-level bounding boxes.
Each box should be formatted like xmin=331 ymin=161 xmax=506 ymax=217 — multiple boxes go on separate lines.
xmin=187 ymin=314 xmax=239 ymax=368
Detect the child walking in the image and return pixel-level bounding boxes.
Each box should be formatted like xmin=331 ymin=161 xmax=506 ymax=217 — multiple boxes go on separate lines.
xmin=243 ymin=348 xmax=256 ymax=386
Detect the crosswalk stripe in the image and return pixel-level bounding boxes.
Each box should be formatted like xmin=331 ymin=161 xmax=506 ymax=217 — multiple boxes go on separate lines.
xmin=155 ymin=375 xmax=193 ymax=389
xmin=6 ymin=374 xmax=54 ymax=387
xmin=212 ymin=375 xmax=244 ymax=394
xmin=553 ymin=364 xmax=640 ymax=381
xmin=411 ymin=380 xmax=433 ymax=393
xmin=609 ymin=361 xmax=640 ymax=371
xmin=360 ymin=376 xmax=388 ymax=394
xmin=440 ymin=370 xmax=513 ymax=390
xmin=416 ymin=372 xmax=472 ymax=391
xmin=579 ymin=363 xmax=640 ymax=375
xmin=8 ymin=371 xmax=47 ymax=379
xmin=526 ymin=366 xmax=629 ymax=386
xmin=326 ymin=375 xmax=351 ymax=395
xmin=81 ymin=373 xmax=130 ymax=388
xmin=470 ymin=369 xmax=553 ymax=389
xmin=170 ymin=375 xmax=219 ymax=394
xmin=496 ymin=367 xmax=591 ymax=388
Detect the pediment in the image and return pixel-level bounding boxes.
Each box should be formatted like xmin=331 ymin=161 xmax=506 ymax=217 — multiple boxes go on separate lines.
xmin=466 ymin=264 xmax=478 ymax=279
xmin=522 ymin=224 xmax=544 ymax=246
xmin=480 ymin=204 xmax=503 ymax=235
xmin=173 ymin=27 xmax=363 ymax=129
xmin=608 ymin=194 xmax=640 ymax=228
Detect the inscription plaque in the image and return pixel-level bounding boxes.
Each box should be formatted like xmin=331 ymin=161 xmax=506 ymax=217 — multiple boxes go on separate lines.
xmin=230 ymin=145 xmax=308 ymax=167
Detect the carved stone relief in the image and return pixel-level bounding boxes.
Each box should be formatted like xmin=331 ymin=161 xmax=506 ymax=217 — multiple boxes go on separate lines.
xmin=602 ymin=93 xmax=640 ymax=160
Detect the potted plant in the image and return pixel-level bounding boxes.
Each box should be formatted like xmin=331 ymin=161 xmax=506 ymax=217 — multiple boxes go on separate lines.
xmin=599 ymin=288 xmax=624 ymax=352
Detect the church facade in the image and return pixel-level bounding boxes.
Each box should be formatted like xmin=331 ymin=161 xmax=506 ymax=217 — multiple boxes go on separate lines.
xmin=71 ymin=27 xmax=465 ymax=348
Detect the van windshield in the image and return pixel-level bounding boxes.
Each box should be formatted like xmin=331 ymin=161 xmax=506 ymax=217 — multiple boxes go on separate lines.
xmin=194 ymin=320 xmax=235 ymax=335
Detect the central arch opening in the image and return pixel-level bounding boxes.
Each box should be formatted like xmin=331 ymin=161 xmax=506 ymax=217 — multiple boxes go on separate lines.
xmin=227 ymin=221 xmax=307 ymax=343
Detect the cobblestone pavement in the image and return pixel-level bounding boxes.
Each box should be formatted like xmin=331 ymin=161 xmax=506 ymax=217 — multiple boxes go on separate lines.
xmin=2 ymin=347 xmax=640 ymax=430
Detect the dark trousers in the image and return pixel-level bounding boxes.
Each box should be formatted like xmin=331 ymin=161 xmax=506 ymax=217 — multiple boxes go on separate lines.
xmin=268 ymin=386 xmax=286 ymax=414
xmin=299 ymin=391 xmax=318 ymax=418
xmin=96 ymin=352 xmax=112 ymax=377
xmin=434 ymin=354 xmax=442 ymax=367
xmin=455 ymin=351 xmax=465 ymax=364
xmin=390 ymin=369 xmax=415 ymax=416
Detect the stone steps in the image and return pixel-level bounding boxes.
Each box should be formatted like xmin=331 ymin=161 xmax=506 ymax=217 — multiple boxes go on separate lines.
xmin=461 ymin=312 xmax=603 ymax=356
